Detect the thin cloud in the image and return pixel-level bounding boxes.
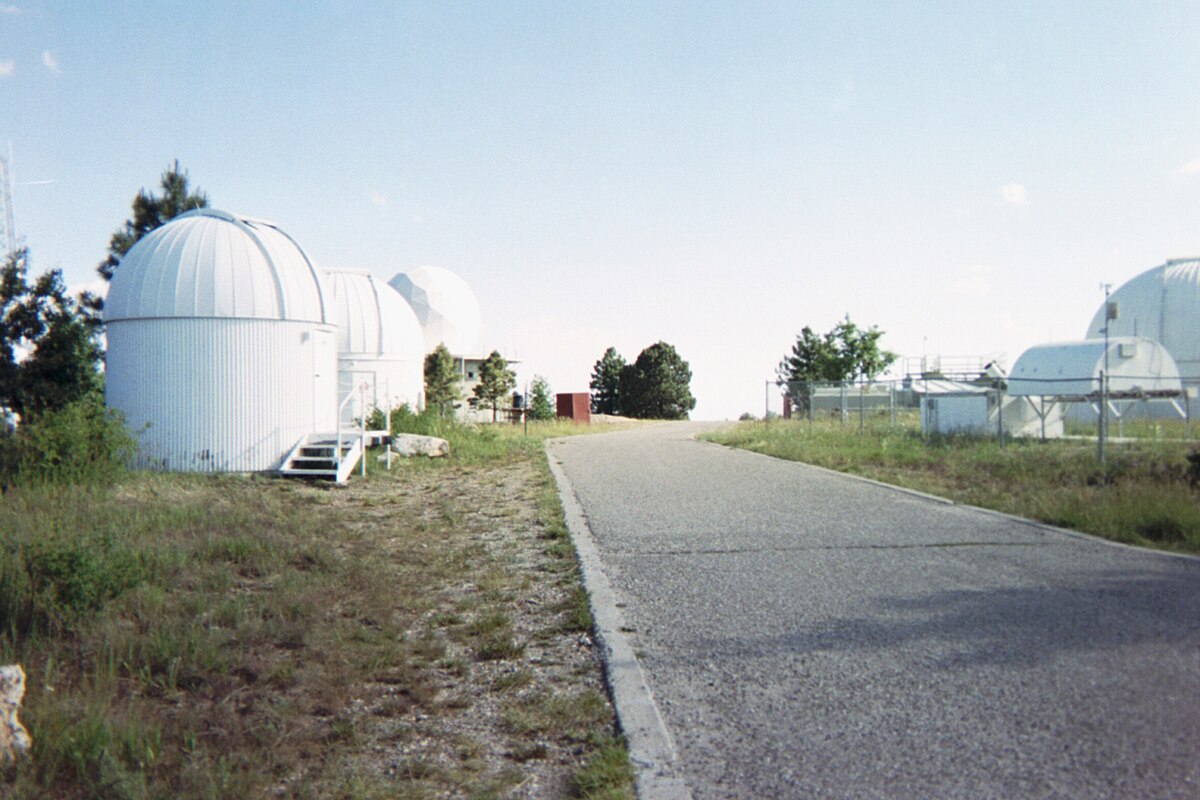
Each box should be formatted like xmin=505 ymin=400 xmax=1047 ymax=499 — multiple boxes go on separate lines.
xmin=0 ymin=60 xmax=13 ymax=78
xmin=1178 ymin=159 xmax=1200 ymax=176
xmin=1000 ymin=183 xmax=1028 ymax=207
xmin=952 ymin=265 xmax=994 ymax=298
xmin=0 ymin=5 xmax=20 ymax=14
xmin=368 ymin=189 xmax=387 ymax=207
xmin=42 ymin=50 xmax=60 ymax=73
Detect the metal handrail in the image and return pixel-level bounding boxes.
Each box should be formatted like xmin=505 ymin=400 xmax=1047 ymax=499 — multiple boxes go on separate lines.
xmin=335 ymin=382 xmax=369 ymax=474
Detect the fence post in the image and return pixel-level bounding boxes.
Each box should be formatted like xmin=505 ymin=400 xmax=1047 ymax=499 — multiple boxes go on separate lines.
xmin=859 ymin=383 xmax=865 ymax=435
xmin=995 ymin=379 xmax=1003 ymax=445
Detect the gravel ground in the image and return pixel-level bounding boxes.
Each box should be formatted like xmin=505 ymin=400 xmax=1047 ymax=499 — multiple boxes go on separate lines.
xmin=326 ymin=458 xmax=622 ymax=798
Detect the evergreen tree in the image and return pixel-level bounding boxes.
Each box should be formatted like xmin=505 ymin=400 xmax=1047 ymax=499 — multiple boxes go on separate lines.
xmin=96 ymin=160 xmax=209 ymax=282
xmin=618 ymin=341 xmax=696 ymax=420
xmin=0 ymin=247 xmax=103 ymax=415
xmin=424 ymin=343 xmax=462 ymax=417
xmin=529 ymin=375 xmax=554 ymax=421
xmin=589 ymin=346 xmax=625 ymax=415
xmin=473 ymin=350 xmax=516 ymax=422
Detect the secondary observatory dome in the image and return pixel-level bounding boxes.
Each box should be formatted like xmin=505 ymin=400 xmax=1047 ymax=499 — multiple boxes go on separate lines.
xmin=1086 ymin=258 xmax=1200 ymax=379
xmin=104 ymin=209 xmax=337 ymax=473
xmin=324 ymin=269 xmax=426 ymax=412
xmin=389 ymin=265 xmax=481 ymax=355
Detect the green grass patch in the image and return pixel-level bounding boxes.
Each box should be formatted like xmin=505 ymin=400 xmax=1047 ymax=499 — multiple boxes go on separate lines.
xmin=703 ymin=416 xmax=1200 ymax=553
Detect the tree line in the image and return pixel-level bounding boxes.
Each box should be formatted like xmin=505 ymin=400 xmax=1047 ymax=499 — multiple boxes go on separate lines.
xmin=588 ymin=341 xmax=695 ymax=420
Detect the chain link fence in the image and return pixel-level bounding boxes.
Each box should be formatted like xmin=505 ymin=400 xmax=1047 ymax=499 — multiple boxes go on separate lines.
xmin=762 ymin=376 xmax=1196 ymax=447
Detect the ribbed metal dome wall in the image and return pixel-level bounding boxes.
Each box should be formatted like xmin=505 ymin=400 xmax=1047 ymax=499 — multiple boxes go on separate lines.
xmin=324 ymin=268 xmax=426 ymax=416
xmin=104 ymin=209 xmax=337 ymax=472
xmin=1085 ymin=258 xmax=1200 ymax=416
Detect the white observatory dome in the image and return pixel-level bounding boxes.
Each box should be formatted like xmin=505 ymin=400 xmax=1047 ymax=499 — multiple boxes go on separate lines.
xmin=104 ymin=209 xmax=337 ymax=472
xmin=104 ymin=209 xmax=327 ymax=322
xmin=389 ymin=265 xmax=481 ymax=355
xmin=324 ymin=269 xmax=426 ymax=412
xmin=1086 ymin=258 xmax=1200 ymax=380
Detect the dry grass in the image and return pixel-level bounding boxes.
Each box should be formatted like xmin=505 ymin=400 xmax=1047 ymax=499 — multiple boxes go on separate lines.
xmin=1 ymin=430 xmax=634 ymax=799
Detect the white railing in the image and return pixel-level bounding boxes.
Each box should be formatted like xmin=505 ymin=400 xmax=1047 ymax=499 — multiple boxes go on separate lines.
xmin=335 ymin=382 xmax=369 ymax=478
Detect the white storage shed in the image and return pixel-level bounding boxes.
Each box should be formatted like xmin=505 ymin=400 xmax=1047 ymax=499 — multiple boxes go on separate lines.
xmin=916 ymin=379 xmax=1063 ymax=438
xmin=104 ymin=209 xmax=337 ymax=472
xmin=323 ymin=268 xmax=426 ymax=419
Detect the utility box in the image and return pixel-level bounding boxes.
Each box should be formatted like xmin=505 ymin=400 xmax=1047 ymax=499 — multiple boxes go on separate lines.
xmin=556 ymin=393 xmax=591 ymax=423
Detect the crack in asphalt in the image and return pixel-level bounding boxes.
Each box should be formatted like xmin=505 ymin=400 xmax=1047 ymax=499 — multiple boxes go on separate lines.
xmin=613 ymin=541 xmax=1051 ymax=556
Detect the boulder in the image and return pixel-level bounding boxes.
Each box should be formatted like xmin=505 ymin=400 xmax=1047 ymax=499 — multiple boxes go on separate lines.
xmin=390 ymin=434 xmax=450 ymax=458
xmin=0 ymin=664 xmax=31 ymax=764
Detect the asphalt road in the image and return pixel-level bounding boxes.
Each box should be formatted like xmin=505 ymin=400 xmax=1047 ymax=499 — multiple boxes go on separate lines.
xmin=548 ymin=422 xmax=1200 ymax=799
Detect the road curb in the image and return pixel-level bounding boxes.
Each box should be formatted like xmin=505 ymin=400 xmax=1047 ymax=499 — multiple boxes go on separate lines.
xmin=546 ymin=441 xmax=693 ymax=800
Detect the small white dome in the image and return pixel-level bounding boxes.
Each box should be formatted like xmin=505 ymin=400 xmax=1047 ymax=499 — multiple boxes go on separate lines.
xmin=1086 ymin=258 xmax=1200 ymax=377
xmin=104 ymin=209 xmax=328 ymax=324
xmin=389 ymin=265 xmax=481 ymax=355
xmin=323 ymin=269 xmax=424 ymax=360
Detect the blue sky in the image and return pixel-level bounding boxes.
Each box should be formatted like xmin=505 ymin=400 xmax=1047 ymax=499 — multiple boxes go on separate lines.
xmin=3 ymin=2 xmax=1199 ymax=418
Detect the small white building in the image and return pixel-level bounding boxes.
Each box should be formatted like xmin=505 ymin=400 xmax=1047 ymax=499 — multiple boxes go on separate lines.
xmin=104 ymin=209 xmax=337 ymax=472
xmin=916 ymin=379 xmax=1064 ymax=438
xmin=323 ymin=269 xmax=426 ymax=420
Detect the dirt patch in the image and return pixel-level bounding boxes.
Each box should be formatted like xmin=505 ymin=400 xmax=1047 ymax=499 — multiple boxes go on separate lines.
xmin=304 ymin=456 xmax=622 ymax=798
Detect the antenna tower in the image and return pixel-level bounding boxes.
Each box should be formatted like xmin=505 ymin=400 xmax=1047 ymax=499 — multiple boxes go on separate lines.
xmin=0 ymin=152 xmax=14 ymax=258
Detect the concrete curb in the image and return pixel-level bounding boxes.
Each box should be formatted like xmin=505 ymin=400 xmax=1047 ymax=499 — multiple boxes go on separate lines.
xmin=545 ymin=441 xmax=692 ymax=800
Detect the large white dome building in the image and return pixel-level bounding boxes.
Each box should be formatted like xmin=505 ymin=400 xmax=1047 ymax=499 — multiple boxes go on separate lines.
xmin=104 ymin=209 xmax=337 ymax=472
xmin=389 ymin=265 xmax=481 ymax=355
xmin=324 ymin=268 xmax=426 ymax=416
xmin=1085 ymin=258 xmax=1200 ymax=413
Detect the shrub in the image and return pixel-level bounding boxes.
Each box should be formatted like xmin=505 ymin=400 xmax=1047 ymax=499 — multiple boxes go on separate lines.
xmin=0 ymin=394 xmax=135 ymax=488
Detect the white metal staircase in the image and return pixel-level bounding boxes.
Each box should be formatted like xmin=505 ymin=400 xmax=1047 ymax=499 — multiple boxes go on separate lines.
xmin=279 ymin=433 xmax=363 ymax=483
xmin=278 ymin=383 xmax=394 ymax=483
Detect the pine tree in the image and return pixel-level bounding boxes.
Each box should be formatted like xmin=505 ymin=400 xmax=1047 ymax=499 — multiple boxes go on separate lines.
xmin=529 ymin=375 xmax=554 ymax=421
xmin=473 ymin=350 xmax=516 ymax=422
xmin=96 ymin=160 xmax=209 ymax=282
xmin=618 ymin=341 xmax=695 ymax=420
xmin=1 ymin=247 xmax=102 ymax=415
xmin=424 ymin=343 xmax=462 ymax=417
xmin=589 ymin=346 xmax=625 ymax=415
